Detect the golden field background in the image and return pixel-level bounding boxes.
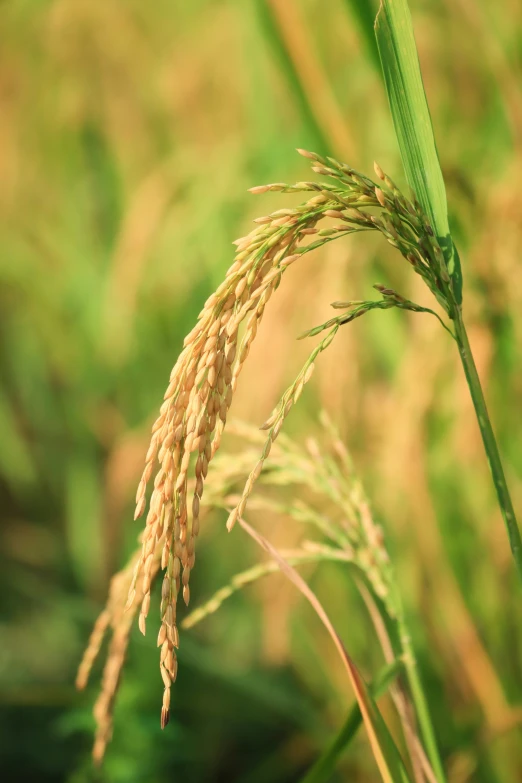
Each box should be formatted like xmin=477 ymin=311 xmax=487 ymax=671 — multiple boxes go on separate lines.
xmin=1 ymin=1 xmax=522 ymax=780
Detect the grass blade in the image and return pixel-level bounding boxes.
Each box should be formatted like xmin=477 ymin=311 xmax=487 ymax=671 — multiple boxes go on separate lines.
xmin=239 ymin=518 xmax=412 ymax=783
xmin=301 ymin=659 xmax=403 ymax=783
xmin=374 ymin=0 xmax=462 ymax=301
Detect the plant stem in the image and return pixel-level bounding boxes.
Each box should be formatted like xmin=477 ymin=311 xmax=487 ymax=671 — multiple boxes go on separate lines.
xmin=453 ymin=308 xmax=522 ymax=584
xmin=395 ymin=601 xmax=447 ymax=783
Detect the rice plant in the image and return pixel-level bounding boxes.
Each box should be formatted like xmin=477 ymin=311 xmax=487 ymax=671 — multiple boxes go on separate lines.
xmin=76 ymin=1 xmax=521 ymax=781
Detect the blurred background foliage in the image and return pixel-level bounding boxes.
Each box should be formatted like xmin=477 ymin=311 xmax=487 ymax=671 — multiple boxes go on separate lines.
xmin=1 ymin=0 xmax=522 ymax=780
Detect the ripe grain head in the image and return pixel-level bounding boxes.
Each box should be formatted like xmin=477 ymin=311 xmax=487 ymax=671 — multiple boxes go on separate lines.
xmin=79 ymin=148 xmax=449 ymax=756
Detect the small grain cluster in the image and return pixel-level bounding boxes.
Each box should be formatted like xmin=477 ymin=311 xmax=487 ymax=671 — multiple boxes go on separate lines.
xmin=183 ymin=415 xmax=397 ymax=632
xmin=76 ymin=544 xmax=162 ymax=761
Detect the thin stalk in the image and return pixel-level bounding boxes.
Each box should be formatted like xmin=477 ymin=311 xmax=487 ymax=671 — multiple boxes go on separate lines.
xmin=300 ymin=659 xmax=403 ymax=783
xmin=453 ymin=308 xmax=522 ymax=584
xmin=394 ymin=596 xmax=447 ymax=783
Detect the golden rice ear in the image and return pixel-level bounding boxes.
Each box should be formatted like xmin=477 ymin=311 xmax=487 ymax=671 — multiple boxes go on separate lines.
xmin=123 ymin=154 xmax=389 ymax=735
xmin=80 ymin=145 xmax=454 ymax=760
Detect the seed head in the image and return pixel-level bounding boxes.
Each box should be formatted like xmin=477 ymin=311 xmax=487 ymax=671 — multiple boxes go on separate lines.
xmin=78 ymin=145 xmax=452 ymax=762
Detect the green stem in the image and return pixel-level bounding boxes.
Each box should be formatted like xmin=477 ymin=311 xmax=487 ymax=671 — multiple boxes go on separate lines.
xmin=300 ymin=659 xmax=402 ymax=783
xmin=453 ymin=308 xmax=522 ymax=584
xmin=395 ymin=604 xmax=447 ymax=783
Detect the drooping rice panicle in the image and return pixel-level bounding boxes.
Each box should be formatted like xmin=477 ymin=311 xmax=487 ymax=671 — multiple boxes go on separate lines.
xmin=79 ymin=148 xmax=455 ymax=755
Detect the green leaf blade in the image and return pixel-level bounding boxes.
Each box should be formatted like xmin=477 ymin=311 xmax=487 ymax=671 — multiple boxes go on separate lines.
xmin=301 ymin=659 xmax=404 ymax=783
xmin=375 ymin=0 xmax=462 ymax=302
